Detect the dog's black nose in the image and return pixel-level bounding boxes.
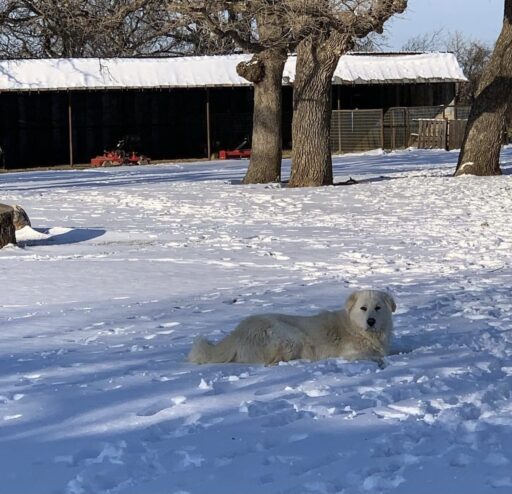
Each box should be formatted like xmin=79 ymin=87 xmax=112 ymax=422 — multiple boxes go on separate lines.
xmin=367 ymin=318 xmax=376 ymax=327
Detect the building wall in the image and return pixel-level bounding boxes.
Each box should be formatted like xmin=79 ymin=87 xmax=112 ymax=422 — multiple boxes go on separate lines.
xmin=332 ymin=82 xmax=456 ymax=109
xmin=70 ymin=89 xmax=209 ymax=162
xmin=0 ymin=92 xmax=69 ymax=168
xmin=0 ymin=82 xmax=456 ymax=169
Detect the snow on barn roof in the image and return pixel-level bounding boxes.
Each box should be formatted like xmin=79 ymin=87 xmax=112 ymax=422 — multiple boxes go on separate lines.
xmin=0 ymin=52 xmax=466 ymax=92
xmin=288 ymin=52 xmax=467 ymax=85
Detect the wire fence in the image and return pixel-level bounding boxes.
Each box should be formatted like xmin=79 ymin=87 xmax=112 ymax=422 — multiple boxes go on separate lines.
xmin=331 ymin=105 xmax=471 ymax=154
xmin=331 ymin=109 xmax=383 ymax=154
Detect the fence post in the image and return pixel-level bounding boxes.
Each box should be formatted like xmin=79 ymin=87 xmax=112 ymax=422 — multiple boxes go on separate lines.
xmin=338 ymin=112 xmax=342 ymax=154
xmin=206 ymin=88 xmax=211 ymax=159
xmin=67 ymin=92 xmax=74 ymax=167
xmin=443 ymin=106 xmax=448 ymax=151
xmin=380 ymin=109 xmax=384 ymax=149
xmin=391 ymin=112 xmax=396 ymax=149
xmin=405 ymin=108 xmax=409 ymax=148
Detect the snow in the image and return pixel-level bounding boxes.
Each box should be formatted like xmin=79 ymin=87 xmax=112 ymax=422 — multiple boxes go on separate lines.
xmin=0 ymin=52 xmax=465 ymax=92
xmin=1 ymin=147 xmax=512 ymax=494
xmin=294 ymin=52 xmax=467 ymax=85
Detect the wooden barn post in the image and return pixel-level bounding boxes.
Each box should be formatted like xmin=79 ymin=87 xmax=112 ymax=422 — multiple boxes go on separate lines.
xmin=206 ymin=88 xmax=212 ymax=159
xmin=68 ymin=92 xmax=74 ymax=166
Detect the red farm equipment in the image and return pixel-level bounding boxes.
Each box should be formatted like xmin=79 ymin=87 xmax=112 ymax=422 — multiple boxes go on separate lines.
xmin=90 ymin=137 xmax=150 ymax=167
xmin=219 ymin=138 xmax=251 ymax=160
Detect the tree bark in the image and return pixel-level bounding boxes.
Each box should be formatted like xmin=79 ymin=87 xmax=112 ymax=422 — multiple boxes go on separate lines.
xmin=289 ymin=36 xmax=345 ymax=187
xmin=454 ymin=0 xmax=512 ymax=176
xmin=0 ymin=204 xmax=16 ymax=248
xmin=237 ymin=48 xmax=287 ymax=184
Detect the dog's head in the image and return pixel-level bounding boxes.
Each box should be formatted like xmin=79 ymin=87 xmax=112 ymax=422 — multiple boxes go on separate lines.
xmin=344 ymin=290 xmax=396 ymax=334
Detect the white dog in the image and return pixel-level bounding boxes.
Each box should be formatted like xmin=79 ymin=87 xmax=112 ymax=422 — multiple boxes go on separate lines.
xmin=188 ymin=290 xmax=396 ymax=365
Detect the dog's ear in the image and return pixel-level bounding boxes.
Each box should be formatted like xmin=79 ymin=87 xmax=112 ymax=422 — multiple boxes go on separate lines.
xmin=382 ymin=292 xmax=397 ymax=313
xmin=344 ymin=291 xmax=359 ymax=312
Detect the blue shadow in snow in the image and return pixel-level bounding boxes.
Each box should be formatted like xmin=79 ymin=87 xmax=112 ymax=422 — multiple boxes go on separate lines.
xmin=18 ymin=227 xmax=106 ymax=246
xmin=2 ymin=147 xmax=512 ymax=194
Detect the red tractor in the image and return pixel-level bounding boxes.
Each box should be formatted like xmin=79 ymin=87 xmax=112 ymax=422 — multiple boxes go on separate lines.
xmin=91 ymin=137 xmax=150 ymax=167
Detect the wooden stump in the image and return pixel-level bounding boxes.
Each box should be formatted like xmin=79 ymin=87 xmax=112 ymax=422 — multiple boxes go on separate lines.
xmin=0 ymin=204 xmax=16 ymax=248
xmin=12 ymin=205 xmax=31 ymax=230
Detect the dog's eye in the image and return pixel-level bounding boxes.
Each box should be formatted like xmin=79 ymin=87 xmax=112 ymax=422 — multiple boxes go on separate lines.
xmin=375 ymin=306 xmax=381 ymax=311
xmin=360 ymin=306 xmax=367 ymax=312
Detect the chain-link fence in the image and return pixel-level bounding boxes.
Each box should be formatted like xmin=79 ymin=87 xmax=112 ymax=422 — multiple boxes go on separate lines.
xmin=331 ymin=105 xmax=471 ymax=154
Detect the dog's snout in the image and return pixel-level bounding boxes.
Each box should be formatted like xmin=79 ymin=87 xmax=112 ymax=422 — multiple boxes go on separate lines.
xmin=367 ymin=317 xmax=376 ymax=327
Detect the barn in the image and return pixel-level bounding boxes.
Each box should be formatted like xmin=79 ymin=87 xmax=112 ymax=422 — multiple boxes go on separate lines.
xmin=0 ymin=52 xmax=466 ymax=169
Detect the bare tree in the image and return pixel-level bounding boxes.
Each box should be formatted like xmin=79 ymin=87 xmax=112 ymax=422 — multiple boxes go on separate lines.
xmin=172 ymin=1 xmax=290 ymax=184
xmin=286 ymin=0 xmax=407 ymax=187
xmin=0 ymin=0 xmax=236 ymax=58
xmin=401 ymin=29 xmax=444 ymax=52
xmin=235 ymin=11 xmax=288 ymax=184
xmin=2 ymin=1 xmax=405 ymax=186
xmin=446 ymin=32 xmax=492 ymax=104
xmin=401 ymin=30 xmax=492 ymax=104
xmin=454 ymin=0 xmax=512 ymax=177
xmin=351 ymin=31 xmax=387 ymax=52
xmin=173 ymin=23 xmax=238 ymax=56
xmin=169 ymin=2 xmax=404 ymax=187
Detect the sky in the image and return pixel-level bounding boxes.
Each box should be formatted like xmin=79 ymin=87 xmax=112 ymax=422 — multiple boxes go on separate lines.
xmin=386 ymin=0 xmax=503 ymax=50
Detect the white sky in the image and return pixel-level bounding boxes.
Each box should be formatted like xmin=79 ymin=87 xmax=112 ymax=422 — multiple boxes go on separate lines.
xmin=385 ymin=0 xmax=503 ymax=49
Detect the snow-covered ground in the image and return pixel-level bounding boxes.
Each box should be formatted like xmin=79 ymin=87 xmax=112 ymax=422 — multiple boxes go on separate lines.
xmin=1 ymin=148 xmax=512 ymax=494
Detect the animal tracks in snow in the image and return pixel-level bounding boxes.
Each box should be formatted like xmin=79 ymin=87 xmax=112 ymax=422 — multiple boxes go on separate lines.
xmin=135 ymin=397 xmax=186 ymax=417
xmin=3 ymin=150 xmax=512 ymax=494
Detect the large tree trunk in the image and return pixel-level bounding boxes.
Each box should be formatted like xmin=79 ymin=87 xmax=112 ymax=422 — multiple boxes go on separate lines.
xmin=237 ymin=48 xmax=287 ymax=184
xmin=0 ymin=204 xmax=16 ymax=248
xmin=289 ymin=35 xmax=346 ymax=187
xmin=454 ymin=0 xmax=512 ymax=176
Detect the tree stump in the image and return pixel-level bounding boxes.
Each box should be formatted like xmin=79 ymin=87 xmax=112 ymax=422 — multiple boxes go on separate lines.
xmin=12 ymin=205 xmax=31 ymax=230
xmin=0 ymin=204 xmax=16 ymax=248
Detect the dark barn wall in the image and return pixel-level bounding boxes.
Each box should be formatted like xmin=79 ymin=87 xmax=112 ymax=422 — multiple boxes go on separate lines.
xmin=0 ymin=92 xmax=69 ymax=168
xmin=333 ymin=82 xmax=456 ymax=110
xmin=0 ymin=81 xmax=456 ymax=169
xmin=0 ymin=89 xmax=210 ymax=168
xmin=210 ymin=87 xmax=253 ymax=152
xmin=71 ymin=89 xmax=208 ymax=164
xmin=210 ymin=86 xmax=293 ymax=152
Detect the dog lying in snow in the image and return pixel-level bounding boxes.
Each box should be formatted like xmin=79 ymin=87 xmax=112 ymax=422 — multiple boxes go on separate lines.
xmin=189 ymin=290 xmax=396 ymax=366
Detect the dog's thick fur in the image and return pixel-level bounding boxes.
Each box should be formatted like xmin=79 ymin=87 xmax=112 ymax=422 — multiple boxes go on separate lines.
xmin=188 ymin=290 xmax=396 ymax=365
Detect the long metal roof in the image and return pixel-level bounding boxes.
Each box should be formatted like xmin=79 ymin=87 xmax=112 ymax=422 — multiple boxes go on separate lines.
xmin=0 ymin=52 xmax=466 ymax=92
